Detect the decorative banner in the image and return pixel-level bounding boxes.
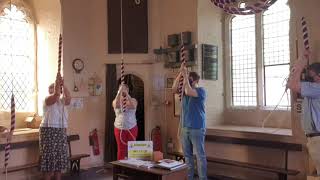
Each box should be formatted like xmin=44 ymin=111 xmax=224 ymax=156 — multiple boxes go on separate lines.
xmin=211 ymin=0 xmax=277 ymax=15
xmin=128 ymin=141 xmax=153 ymax=160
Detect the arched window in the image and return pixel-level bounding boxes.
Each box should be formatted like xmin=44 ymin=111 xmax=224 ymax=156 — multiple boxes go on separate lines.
xmin=0 ymin=3 xmax=36 ymax=112
xmin=263 ymin=0 xmax=290 ymax=107
xmin=229 ymin=0 xmax=290 ymax=108
xmin=231 ymin=14 xmax=256 ymax=106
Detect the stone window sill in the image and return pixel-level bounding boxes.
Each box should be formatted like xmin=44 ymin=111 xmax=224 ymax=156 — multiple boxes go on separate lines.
xmin=206 ymin=125 xmax=294 ymax=142
xmin=0 ymin=128 xmax=39 ymax=144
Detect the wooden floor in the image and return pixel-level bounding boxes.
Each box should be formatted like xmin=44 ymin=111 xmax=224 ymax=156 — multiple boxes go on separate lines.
xmin=60 ymin=167 xmax=218 ymax=180
xmin=1 ymin=166 xmax=224 ymax=180
xmin=60 ymin=168 xmax=221 ymax=180
xmin=27 ymin=167 xmax=114 ymax=180
xmin=61 ymin=167 xmax=113 ymax=180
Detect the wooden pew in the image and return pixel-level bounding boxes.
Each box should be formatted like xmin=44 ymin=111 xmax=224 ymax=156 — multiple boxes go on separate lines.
xmin=67 ymin=134 xmax=90 ymax=174
xmin=168 ymin=135 xmax=302 ymax=180
xmin=1 ymin=134 xmax=89 ymax=174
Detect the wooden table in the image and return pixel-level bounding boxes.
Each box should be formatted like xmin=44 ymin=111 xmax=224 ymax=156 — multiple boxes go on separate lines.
xmin=110 ymin=161 xmax=188 ymax=180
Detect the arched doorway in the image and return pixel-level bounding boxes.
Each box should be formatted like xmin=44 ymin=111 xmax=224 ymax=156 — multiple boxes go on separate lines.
xmin=104 ymin=66 xmax=145 ymax=162
xmin=117 ymin=74 xmax=145 ymax=140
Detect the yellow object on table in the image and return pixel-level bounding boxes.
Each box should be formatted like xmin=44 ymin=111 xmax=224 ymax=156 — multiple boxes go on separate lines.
xmin=128 ymin=141 xmax=153 ymax=160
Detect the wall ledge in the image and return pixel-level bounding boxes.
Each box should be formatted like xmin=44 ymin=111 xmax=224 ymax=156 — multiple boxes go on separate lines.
xmin=207 ymin=125 xmax=296 ymax=143
xmin=0 ymin=128 xmax=39 ymax=145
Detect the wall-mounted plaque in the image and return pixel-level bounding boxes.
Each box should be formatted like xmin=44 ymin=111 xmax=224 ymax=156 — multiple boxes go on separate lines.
xmin=202 ymin=44 xmax=218 ymax=80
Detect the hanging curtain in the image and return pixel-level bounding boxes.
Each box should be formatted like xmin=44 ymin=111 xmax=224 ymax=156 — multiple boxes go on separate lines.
xmin=104 ymin=64 xmax=118 ymax=162
xmin=211 ymin=0 xmax=278 ymax=15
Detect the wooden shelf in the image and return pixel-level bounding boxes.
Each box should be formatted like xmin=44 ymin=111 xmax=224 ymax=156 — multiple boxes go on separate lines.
xmin=154 ymin=44 xmax=197 ymax=68
xmin=153 ymin=44 xmax=197 ymax=55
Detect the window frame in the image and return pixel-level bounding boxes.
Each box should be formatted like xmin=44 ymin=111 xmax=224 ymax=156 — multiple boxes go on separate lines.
xmin=0 ymin=2 xmax=38 ymax=113
xmin=224 ymin=4 xmax=291 ymax=111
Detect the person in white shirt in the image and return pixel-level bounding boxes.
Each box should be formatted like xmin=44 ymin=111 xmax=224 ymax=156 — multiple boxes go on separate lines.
xmin=39 ymin=73 xmax=71 ymax=180
xmin=113 ymin=84 xmax=138 ymax=160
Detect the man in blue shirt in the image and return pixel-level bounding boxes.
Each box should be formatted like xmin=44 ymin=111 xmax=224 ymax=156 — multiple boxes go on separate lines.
xmin=287 ymin=52 xmax=320 ymax=175
xmin=172 ymin=65 xmax=207 ymax=180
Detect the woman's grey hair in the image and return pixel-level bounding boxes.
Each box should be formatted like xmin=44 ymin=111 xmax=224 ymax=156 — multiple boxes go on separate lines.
xmin=308 ymin=63 xmax=320 ymax=75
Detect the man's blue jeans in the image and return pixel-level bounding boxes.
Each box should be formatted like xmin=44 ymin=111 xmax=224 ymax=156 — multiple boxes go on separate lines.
xmin=181 ymin=127 xmax=207 ymax=180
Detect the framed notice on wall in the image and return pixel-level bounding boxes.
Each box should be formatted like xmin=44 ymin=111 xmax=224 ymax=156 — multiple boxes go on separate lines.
xmin=166 ymin=78 xmax=174 ymax=88
xmin=202 ymin=44 xmax=218 ymax=80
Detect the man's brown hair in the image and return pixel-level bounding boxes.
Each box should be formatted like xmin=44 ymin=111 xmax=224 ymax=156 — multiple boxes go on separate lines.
xmin=189 ymin=72 xmax=200 ymax=81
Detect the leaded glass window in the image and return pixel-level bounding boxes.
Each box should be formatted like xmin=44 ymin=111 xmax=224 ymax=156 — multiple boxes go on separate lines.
xmin=0 ymin=4 xmax=35 ymax=112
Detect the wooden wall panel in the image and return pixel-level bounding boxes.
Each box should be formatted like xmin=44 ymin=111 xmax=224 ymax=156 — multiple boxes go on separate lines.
xmin=107 ymin=0 xmax=148 ymax=54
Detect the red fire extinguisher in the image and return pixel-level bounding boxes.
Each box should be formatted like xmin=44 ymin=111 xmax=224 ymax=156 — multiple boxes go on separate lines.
xmin=89 ymin=129 xmax=100 ymax=155
xmin=151 ymin=126 xmax=162 ymax=152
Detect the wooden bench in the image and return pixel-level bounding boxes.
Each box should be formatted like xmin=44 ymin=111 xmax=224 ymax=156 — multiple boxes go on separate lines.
xmin=168 ymin=135 xmax=303 ymax=180
xmin=67 ymin=134 xmax=90 ymax=174
xmin=1 ymin=134 xmax=89 ymax=174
